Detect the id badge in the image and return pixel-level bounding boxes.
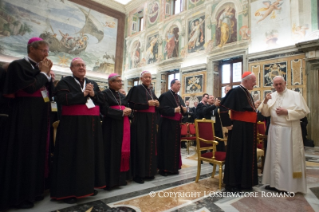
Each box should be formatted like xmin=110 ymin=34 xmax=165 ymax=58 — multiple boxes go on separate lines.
xmin=41 ymin=88 xmax=50 ymax=102
xmin=51 ymin=101 xmax=57 ymax=112
xmin=211 ymin=116 xmax=216 ymax=122
xmin=86 ymin=97 xmax=95 ymax=109
xmin=188 ymin=115 xmax=191 ymax=118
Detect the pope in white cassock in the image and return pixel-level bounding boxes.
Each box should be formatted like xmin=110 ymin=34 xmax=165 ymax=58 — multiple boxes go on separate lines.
xmin=259 ymin=76 xmax=310 ymax=193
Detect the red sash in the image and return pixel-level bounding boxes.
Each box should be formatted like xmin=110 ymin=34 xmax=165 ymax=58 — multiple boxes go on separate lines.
xmin=62 ymin=105 xmax=100 ymax=116
xmin=231 ymin=111 xmax=257 ymax=123
xmin=138 ymin=106 xmax=155 ymax=113
xmin=110 ymin=105 xmax=130 ymax=172
xmin=16 ymin=89 xmax=42 ymax=97
xmin=161 ymin=113 xmax=182 ymax=121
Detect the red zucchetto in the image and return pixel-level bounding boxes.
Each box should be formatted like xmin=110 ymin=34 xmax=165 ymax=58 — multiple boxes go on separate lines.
xmin=242 ymin=71 xmax=252 ymax=79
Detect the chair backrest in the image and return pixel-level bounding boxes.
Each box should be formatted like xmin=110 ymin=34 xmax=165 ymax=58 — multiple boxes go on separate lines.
xmin=257 ymin=121 xmax=266 ymax=135
xmin=188 ymin=123 xmax=196 ymax=135
xmin=180 ymin=123 xmax=188 ymax=136
xmin=195 ymin=119 xmax=215 ymax=148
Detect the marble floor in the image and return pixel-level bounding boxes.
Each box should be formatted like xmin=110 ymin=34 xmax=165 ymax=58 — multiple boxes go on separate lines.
xmin=6 ymin=146 xmax=319 ymax=212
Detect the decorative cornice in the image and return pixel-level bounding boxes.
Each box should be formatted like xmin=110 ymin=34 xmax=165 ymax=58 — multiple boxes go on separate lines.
xmin=247 ymin=45 xmax=300 ymax=62
xmin=207 ymin=48 xmax=248 ymax=62
xmin=92 ymin=0 xmax=126 ymax=13
xmin=295 ymin=39 xmax=319 ymax=53
xmin=125 ymin=0 xmax=147 ymax=14
xmin=181 ymin=63 xmax=207 ymax=73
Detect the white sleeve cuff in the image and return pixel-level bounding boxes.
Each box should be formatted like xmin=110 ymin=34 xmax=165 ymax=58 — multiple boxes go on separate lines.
xmin=40 ymin=72 xmax=51 ymax=81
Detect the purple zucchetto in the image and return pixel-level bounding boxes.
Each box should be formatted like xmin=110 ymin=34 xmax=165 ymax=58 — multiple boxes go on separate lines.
xmin=108 ymin=73 xmax=120 ymax=82
xmin=140 ymin=70 xmax=151 ymax=76
xmin=28 ymin=37 xmax=43 ymax=45
xmin=72 ymin=57 xmax=82 ymax=62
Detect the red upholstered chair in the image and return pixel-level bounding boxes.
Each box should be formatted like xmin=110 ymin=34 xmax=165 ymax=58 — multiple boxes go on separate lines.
xmin=256 ymin=121 xmax=267 ymax=172
xmin=195 ymin=119 xmax=226 ymax=190
xmin=180 ymin=123 xmax=196 ymax=154
xmin=257 ymin=121 xmax=267 ymax=150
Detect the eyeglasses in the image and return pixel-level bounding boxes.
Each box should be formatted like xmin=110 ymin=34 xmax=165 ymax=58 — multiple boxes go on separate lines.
xmin=112 ymin=80 xmax=122 ymax=83
xmin=37 ymin=48 xmax=49 ymax=54
xmin=73 ymin=64 xmax=86 ymax=68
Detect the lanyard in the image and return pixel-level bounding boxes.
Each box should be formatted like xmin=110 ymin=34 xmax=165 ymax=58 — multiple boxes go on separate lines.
xmin=24 ymin=56 xmax=37 ymax=69
xmin=73 ymin=76 xmax=86 ymax=92
xmin=170 ymin=90 xmax=180 ymax=107
xmin=108 ymin=88 xmax=122 ymax=110
xmin=142 ymin=84 xmax=153 ymax=100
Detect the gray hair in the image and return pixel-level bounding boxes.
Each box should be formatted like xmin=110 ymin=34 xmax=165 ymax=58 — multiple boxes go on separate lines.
xmin=242 ymin=73 xmax=255 ymax=82
xmin=27 ymin=40 xmax=49 ymax=54
xmin=108 ymin=75 xmax=121 ymax=83
xmin=273 ymin=76 xmax=285 ymax=82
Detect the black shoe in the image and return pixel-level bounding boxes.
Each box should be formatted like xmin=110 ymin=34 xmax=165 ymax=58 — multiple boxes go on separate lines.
xmin=225 ymin=185 xmax=241 ymax=193
xmin=170 ymin=171 xmax=179 ymax=175
xmin=35 ymin=195 xmax=44 ymax=201
xmin=91 ymin=190 xmax=98 ymax=196
xmin=17 ymin=201 xmax=34 ymax=209
xmin=120 ymin=181 xmax=128 ymax=186
xmin=144 ymin=176 xmax=155 ymax=180
xmin=241 ymin=187 xmax=253 ymax=191
xmin=63 ymin=197 xmax=76 ymax=204
xmin=265 ymin=185 xmax=277 ymax=191
xmin=133 ymin=176 xmax=144 ymax=184
xmin=159 ymin=170 xmax=168 ymax=176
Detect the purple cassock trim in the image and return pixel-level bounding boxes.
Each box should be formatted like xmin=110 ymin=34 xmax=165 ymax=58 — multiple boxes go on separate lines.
xmin=110 ymin=105 xmax=130 ymax=172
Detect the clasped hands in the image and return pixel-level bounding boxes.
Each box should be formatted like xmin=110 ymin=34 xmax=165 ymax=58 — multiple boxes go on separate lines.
xmin=123 ymin=107 xmax=132 ymax=116
xmin=83 ymin=83 xmax=95 ymax=97
xmin=38 ymin=58 xmax=53 ymax=76
xmin=174 ymin=106 xmax=187 ymax=114
xmin=148 ymin=100 xmax=160 ymax=107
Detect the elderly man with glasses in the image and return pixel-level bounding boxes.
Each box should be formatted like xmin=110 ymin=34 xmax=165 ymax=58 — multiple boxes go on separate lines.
xmin=50 ymin=57 xmax=106 ymax=204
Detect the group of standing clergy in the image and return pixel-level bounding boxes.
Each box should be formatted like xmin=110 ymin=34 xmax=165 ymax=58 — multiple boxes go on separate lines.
xmin=0 ymin=37 xmax=187 ymax=211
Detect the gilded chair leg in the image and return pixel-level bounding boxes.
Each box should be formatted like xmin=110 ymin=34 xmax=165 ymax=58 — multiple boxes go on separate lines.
xmin=187 ymin=141 xmax=189 ymax=155
xmin=195 ymin=159 xmax=201 ymax=183
xmin=211 ymin=164 xmax=216 ymax=178
xmin=219 ymin=165 xmax=222 ymax=190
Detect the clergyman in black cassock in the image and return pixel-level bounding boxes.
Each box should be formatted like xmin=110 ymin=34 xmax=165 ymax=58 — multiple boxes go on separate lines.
xmin=220 ymin=72 xmax=258 ymax=192
xmin=158 ymin=79 xmax=186 ymax=176
xmin=202 ymin=95 xmax=225 ymax=151
xmin=125 ymin=71 xmax=160 ymax=184
xmin=51 ymin=58 xmax=105 ymax=203
xmin=0 ymin=38 xmax=53 ymax=210
xmin=100 ymin=73 xmax=132 ymax=189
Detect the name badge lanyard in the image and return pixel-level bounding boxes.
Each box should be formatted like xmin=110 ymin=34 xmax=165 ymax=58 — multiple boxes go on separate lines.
xmin=142 ymin=85 xmax=153 ymax=100
xmin=108 ymin=88 xmax=122 ymax=110
xmin=73 ymin=77 xmax=95 ymax=109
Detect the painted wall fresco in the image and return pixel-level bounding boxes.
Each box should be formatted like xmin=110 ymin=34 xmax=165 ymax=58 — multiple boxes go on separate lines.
xmin=164 ymin=25 xmax=179 ymax=59
xmin=188 ymin=0 xmax=205 ymax=10
xmin=187 ymin=15 xmax=205 ymax=53
xmin=147 ymin=1 xmax=160 ymax=27
xmin=145 ymin=34 xmax=159 ymax=64
xmin=250 ymin=0 xmax=291 ymax=52
xmin=130 ymin=40 xmax=140 ymax=69
xmin=215 ymin=5 xmax=237 ymax=48
xmin=0 ymin=0 xmax=118 ymax=75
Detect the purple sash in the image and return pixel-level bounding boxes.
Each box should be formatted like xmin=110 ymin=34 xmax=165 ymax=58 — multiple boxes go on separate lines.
xmin=110 ymin=105 xmax=130 ymax=172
